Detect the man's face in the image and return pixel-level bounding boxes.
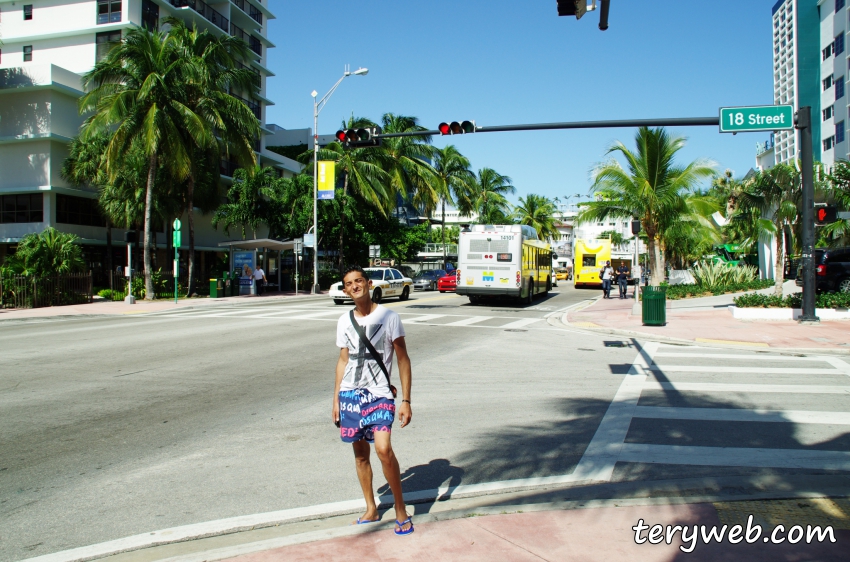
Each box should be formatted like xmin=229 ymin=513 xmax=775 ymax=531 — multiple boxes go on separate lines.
xmin=342 ymin=271 xmax=372 ymax=300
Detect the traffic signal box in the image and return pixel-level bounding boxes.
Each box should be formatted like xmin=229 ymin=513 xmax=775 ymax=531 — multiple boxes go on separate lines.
xmin=335 ymin=126 xmax=382 ymax=148
xmin=557 ymin=0 xmax=587 ymax=18
xmin=438 ymin=121 xmax=476 ymax=135
xmin=815 ymin=206 xmax=838 ymax=225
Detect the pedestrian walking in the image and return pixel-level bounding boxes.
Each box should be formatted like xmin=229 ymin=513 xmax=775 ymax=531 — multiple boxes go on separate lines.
xmin=333 ymin=265 xmax=414 ymax=536
xmin=253 ymin=265 xmax=267 ymax=295
xmin=600 ymin=261 xmax=614 ymax=299
xmin=617 ymin=262 xmax=630 ymax=299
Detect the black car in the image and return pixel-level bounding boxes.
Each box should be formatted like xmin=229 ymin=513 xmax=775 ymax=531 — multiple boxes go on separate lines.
xmin=796 ymin=247 xmax=850 ymax=293
xmin=413 ymin=269 xmax=447 ymax=291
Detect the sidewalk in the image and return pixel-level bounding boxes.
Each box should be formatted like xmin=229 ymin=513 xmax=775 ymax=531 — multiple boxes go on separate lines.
xmin=565 ymin=285 xmax=850 ymax=352
xmin=0 ymin=291 xmax=327 ymax=322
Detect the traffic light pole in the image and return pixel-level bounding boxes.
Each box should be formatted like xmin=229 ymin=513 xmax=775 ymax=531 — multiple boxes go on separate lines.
xmin=797 ymin=107 xmax=819 ymax=323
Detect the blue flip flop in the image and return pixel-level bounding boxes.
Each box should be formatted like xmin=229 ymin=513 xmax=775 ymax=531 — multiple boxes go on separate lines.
xmin=354 ymin=517 xmax=379 ymax=525
xmin=394 ymin=517 xmax=414 ymax=536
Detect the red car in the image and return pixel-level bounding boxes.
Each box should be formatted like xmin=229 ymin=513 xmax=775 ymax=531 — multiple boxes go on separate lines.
xmin=438 ymin=272 xmax=457 ymax=292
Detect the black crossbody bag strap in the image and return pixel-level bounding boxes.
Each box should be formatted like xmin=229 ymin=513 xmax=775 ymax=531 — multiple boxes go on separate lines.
xmin=349 ymin=310 xmax=397 ymax=397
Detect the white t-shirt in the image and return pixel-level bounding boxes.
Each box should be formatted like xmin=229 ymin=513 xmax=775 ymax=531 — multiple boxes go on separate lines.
xmin=336 ymin=305 xmax=405 ymax=399
xmin=253 ymin=268 xmax=265 ymax=280
xmin=602 ymin=266 xmax=614 ymax=280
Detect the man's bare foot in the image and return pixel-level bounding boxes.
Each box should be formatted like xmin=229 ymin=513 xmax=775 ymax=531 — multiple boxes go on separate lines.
xmin=352 ymin=509 xmax=380 ymax=525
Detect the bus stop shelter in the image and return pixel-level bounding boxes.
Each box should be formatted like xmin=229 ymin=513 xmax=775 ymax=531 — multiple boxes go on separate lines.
xmin=218 ymin=238 xmax=297 ymax=293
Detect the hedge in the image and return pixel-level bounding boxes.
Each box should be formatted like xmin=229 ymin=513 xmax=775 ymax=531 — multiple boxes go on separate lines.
xmin=733 ymin=291 xmax=850 ymax=308
xmin=661 ymin=279 xmax=774 ymax=300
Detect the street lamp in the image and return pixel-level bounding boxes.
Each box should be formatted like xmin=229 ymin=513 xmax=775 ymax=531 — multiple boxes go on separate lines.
xmin=311 ymin=65 xmax=368 ymax=294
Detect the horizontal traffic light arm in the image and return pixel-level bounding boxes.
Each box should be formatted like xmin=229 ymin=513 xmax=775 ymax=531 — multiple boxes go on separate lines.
xmin=372 ymin=116 xmax=721 ymax=139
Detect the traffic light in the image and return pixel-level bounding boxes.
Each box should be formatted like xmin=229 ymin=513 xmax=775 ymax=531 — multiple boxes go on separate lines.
xmin=557 ymin=0 xmax=587 ymax=19
xmin=334 ymin=126 xmax=382 ymax=148
xmin=815 ymin=206 xmax=838 ymax=225
xmin=438 ymin=120 xmax=476 ymax=135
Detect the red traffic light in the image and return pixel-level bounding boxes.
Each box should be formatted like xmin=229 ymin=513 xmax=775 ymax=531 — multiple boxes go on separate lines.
xmin=335 ymin=130 xmax=346 ymax=142
xmin=438 ymin=122 xmax=451 ymax=135
xmin=438 ymin=120 xmax=476 ymax=135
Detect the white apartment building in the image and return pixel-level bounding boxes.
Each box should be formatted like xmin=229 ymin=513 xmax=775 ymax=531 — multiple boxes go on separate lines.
xmin=819 ymin=0 xmax=849 ymax=168
xmin=0 ymin=0 xmax=299 ymax=278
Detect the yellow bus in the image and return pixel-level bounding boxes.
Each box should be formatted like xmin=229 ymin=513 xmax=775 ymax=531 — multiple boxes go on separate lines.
xmin=573 ymin=239 xmax=612 ymax=287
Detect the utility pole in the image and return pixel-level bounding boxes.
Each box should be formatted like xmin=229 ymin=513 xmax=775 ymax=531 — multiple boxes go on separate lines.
xmin=796 ymin=106 xmax=819 ymax=323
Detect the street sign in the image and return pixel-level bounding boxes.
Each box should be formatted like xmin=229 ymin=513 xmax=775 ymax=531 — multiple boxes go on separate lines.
xmin=303 ymin=233 xmax=314 ymax=248
xmin=173 ymin=218 xmax=182 ymax=231
xmin=719 ymin=105 xmax=794 ymax=133
xmin=294 ymin=238 xmax=303 ymax=253
xmin=369 ymin=244 xmax=381 ymax=258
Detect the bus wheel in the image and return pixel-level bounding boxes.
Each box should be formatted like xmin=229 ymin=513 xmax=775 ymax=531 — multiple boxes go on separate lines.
xmin=469 ymin=295 xmax=480 ymax=305
xmin=525 ymin=279 xmax=534 ymax=305
xmin=545 ymin=276 xmax=552 ymax=293
xmin=371 ymin=288 xmax=382 ymax=304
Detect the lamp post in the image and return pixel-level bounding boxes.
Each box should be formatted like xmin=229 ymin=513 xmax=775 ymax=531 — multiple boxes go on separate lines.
xmin=311 ymin=65 xmax=368 ymax=294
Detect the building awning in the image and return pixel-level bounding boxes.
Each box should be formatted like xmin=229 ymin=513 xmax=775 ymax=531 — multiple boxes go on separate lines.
xmin=218 ymin=238 xmax=296 ymax=251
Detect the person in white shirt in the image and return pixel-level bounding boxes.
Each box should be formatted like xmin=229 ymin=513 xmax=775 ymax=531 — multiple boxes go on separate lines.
xmin=601 ymin=261 xmax=614 ymax=299
xmin=252 ymin=266 xmax=267 ymax=295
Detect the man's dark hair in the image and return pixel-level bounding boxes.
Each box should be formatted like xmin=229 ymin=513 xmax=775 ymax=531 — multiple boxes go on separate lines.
xmin=342 ymin=264 xmax=366 ymax=280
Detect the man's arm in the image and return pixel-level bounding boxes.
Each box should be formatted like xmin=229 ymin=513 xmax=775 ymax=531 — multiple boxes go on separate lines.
xmin=393 ymin=336 xmax=412 ymax=428
xmin=332 ymin=348 xmax=348 ymax=424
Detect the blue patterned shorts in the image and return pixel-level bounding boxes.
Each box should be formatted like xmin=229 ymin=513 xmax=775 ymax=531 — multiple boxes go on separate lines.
xmin=338 ymin=389 xmax=395 ymax=443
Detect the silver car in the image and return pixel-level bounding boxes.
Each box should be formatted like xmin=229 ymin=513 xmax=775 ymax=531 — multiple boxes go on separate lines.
xmin=412 ymin=269 xmax=447 ymax=291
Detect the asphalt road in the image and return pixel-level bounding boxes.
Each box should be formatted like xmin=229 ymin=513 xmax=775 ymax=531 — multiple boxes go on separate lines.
xmin=1 ymin=284 xmax=849 ymax=561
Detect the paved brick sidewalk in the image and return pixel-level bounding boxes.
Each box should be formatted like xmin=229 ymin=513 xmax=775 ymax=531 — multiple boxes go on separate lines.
xmin=566 ymin=291 xmax=850 ymax=351
xmin=0 ymin=291 xmax=326 ymax=321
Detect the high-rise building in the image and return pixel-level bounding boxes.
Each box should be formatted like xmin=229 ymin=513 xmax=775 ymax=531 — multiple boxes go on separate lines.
xmin=818 ymin=0 xmax=848 ymax=168
xmin=0 ymin=0 xmax=299 ymax=276
xmin=770 ymin=0 xmax=821 ymax=165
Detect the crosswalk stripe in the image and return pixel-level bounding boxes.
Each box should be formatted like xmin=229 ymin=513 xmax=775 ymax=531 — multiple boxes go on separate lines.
xmin=444 ymin=316 xmax=492 ymax=326
xmin=633 ymin=406 xmax=850 ymax=425
xmin=649 ymin=365 xmax=840 ymax=375
xmin=499 ymin=318 xmax=541 ymax=329
xmin=403 ymin=314 xmax=446 ymax=323
xmin=643 ymin=381 xmax=850 ymax=394
xmin=618 ymin=443 xmax=850 ymax=471
xmin=652 ymin=352 xmax=828 ymax=362
xmin=261 ymin=310 xmax=341 ymax=320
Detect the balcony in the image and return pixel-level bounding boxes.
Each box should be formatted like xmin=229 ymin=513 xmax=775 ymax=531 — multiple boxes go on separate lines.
xmin=220 ymin=159 xmax=238 ymax=178
xmin=231 ymin=0 xmax=263 ymax=25
xmin=235 ymin=61 xmax=261 ymax=87
xmin=230 ymin=22 xmax=262 ymax=57
xmin=231 ymin=94 xmax=261 ymax=120
xmin=169 ymin=0 xmax=229 ymax=33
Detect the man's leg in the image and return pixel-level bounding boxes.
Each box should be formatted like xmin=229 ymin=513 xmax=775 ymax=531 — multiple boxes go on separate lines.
xmin=372 ymin=431 xmax=411 ymax=532
xmin=352 ymin=440 xmax=379 ymax=522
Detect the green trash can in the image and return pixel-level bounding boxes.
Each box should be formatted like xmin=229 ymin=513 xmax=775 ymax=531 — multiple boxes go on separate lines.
xmin=642 ymin=286 xmax=667 ymax=326
xmin=209 ymin=278 xmax=219 ymax=298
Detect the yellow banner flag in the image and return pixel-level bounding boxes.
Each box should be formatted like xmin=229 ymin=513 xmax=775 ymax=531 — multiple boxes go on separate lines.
xmin=317 ymin=161 xmax=335 ymax=200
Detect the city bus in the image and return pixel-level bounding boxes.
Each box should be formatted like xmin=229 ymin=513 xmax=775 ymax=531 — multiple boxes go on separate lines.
xmin=456 ymin=224 xmax=553 ymax=304
xmin=573 ymin=238 xmax=612 ymax=287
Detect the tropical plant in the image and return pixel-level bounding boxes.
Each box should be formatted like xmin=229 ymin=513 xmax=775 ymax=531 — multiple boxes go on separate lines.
xmin=598 ymin=229 xmax=627 ymax=247
xmin=79 ymin=26 xmax=208 ymax=299
xmin=212 ymin=166 xmax=278 ymax=239
xmin=577 ymin=127 xmax=716 ymax=285
xmin=513 ymin=194 xmax=560 ymax=240
xmin=432 ymin=145 xmax=474 ymax=264
xmin=691 ymin=261 xmax=757 ymax=289
xmin=823 ymin=160 xmax=850 ymax=246
xmin=458 ymin=168 xmax=515 ymax=225
xmin=1 ymin=228 xmax=85 ymax=277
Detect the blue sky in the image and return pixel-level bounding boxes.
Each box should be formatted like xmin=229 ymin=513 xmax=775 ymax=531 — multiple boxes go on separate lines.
xmin=266 ymin=1 xmax=775 ymax=204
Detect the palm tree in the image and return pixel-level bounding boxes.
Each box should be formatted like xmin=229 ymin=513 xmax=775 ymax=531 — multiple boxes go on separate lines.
xmin=458 ymin=168 xmax=515 ymax=225
xmin=577 ymin=127 xmax=716 ymax=285
xmin=513 ymin=194 xmax=560 ymax=240
xmin=79 ymin=26 xmax=207 ymax=299
xmin=166 ymin=19 xmax=261 ymax=295
xmin=432 ymin=145 xmax=473 ymax=266
xmin=737 ymin=163 xmax=801 ymax=295
xmin=823 ymin=160 xmax=850 ymax=246
xmin=212 ymin=166 xmax=277 ymax=239
xmin=2 ymin=228 xmax=85 ymax=276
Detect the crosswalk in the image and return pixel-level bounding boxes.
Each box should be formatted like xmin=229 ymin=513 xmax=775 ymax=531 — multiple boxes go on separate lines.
xmin=571 ymin=342 xmax=850 ymax=481
xmin=132 ymin=305 xmax=551 ymax=331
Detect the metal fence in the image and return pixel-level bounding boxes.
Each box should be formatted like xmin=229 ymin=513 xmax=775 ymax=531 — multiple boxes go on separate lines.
xmin=0 ymin=273 xmax=92 ymax=309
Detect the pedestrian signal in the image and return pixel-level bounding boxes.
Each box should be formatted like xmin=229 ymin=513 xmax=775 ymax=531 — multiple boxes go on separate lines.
xmin=815 ymin=206 xmax=838 ymax=225
xmin=438 ymin=121 xmax=476 ymax=135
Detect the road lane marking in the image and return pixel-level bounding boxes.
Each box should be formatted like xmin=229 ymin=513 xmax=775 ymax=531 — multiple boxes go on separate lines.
xmin=402 ymin=314 xmax=446 ymax=323
xmin=499 ymin=318 xmax=542 ymax=329
xmin=633 ymin=406 xmax=850 ymax=425
xmin=618 ymin=443 xmax=850 ymax=471
xmin=652 ymin=352 xmax=828 ymax=361
xmin=649 ymin=365 xmax=841 ymax=375
xmin=443 ymin=316 xmax=492 ymax=326
xmin=643 ymin=382 xmax=850 ymax=394
xmin=694 ymin=338 xmax=769 ymax=347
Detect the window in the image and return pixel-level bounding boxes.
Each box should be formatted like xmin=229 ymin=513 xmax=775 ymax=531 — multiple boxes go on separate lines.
xmin=97 ymin=0 xmax=121 ymax=24
xmin=23 ymin=45 xmax=32 ymax=62
xmin=837 ymin=77 xmax=845 ymax=100
xmin=836 ymin=33 xmax=845 ymax=56
xmin=824 ymin=105 xmax=834 ymax=121
xmin=141 ymin=0 xmax=158 ymax=31
xmin=837 ymin=121 xmax=845 ymax=143
xmin=23 ymin=4 xmax=33 ymax=20
xmin=823 ymin=42 xmax=834 ymax=60
xmin=56 ymin=195 xmax=105 ymax=227
xmin=838 ymin=0 xmax=845 ymax=11
xmin=0 ymin=194 xmax=43 ymax=223
xmin=824 ymin=74 xmax=834 ymax=90
xmin=96 ymin=31 xmax=121 ymax=62
xmin=824 ymin=135 xmax=836 ymax=151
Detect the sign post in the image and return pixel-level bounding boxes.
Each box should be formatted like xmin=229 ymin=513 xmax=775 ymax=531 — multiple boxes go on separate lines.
xmin=172 ymin=219 xmax=181 ymax=304
xmin=294 ymin=238 xmax=303 ymax=294
xmin=718 ymin=105 xmax=794 ymax=133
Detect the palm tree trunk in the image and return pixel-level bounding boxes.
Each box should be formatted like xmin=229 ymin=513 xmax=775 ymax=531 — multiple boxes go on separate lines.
xmin=442 ymin=198 xmax=447 ymax=268
xmin=774 ymin=223 xmax=785 ymax=297
xmin=648 ymin=235 xmax=663 ymax=286
xmin=106 ymin=221 xmax=113 ymax=290
xmin=187 ymin=175 xmax=196 ymax=297
xmin=339 ymin=172 xmax=348 ymax=275
xmin=143 ymin=153 xmax=157 ymax=300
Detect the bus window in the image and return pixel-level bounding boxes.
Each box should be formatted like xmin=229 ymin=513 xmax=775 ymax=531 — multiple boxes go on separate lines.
xmin=582 ymin=255 xmax=596 ymax=267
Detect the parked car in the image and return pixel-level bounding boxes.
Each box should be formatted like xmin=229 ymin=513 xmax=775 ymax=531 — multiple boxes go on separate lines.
xmin=413 ymin=269 xmax=447 ymax=291
xmin=329 ymin=267 xmax=413 ymax=304
xmin=437 ymin=272 xmax=457 ymax=293
xmin=795 ymin=247 xmax=850 ymax=293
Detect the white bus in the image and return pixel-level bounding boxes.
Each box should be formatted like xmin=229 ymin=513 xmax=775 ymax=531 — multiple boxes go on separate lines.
xmin=456 ymin=224 xmax=553 ymax=304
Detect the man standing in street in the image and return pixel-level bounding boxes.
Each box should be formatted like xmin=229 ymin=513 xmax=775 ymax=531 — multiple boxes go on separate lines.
xmin=333 ymin=265 xmax=414 ymax=536
xmin=600 ymin=261 xmax=614 ymax=299
xmin=253 ymin=265 xmax=267 ymax=295
xmin=617 ymin=262 xmax=630 ymax=299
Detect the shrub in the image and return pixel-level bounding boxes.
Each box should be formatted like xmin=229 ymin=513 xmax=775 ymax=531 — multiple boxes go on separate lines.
xmin=691 ymin=261 xmax=757 ymax=289
xmin=663 ymin=279 xmax=773 ymax=300
xmin=733 ymin=291 xmax=850 ymax=308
